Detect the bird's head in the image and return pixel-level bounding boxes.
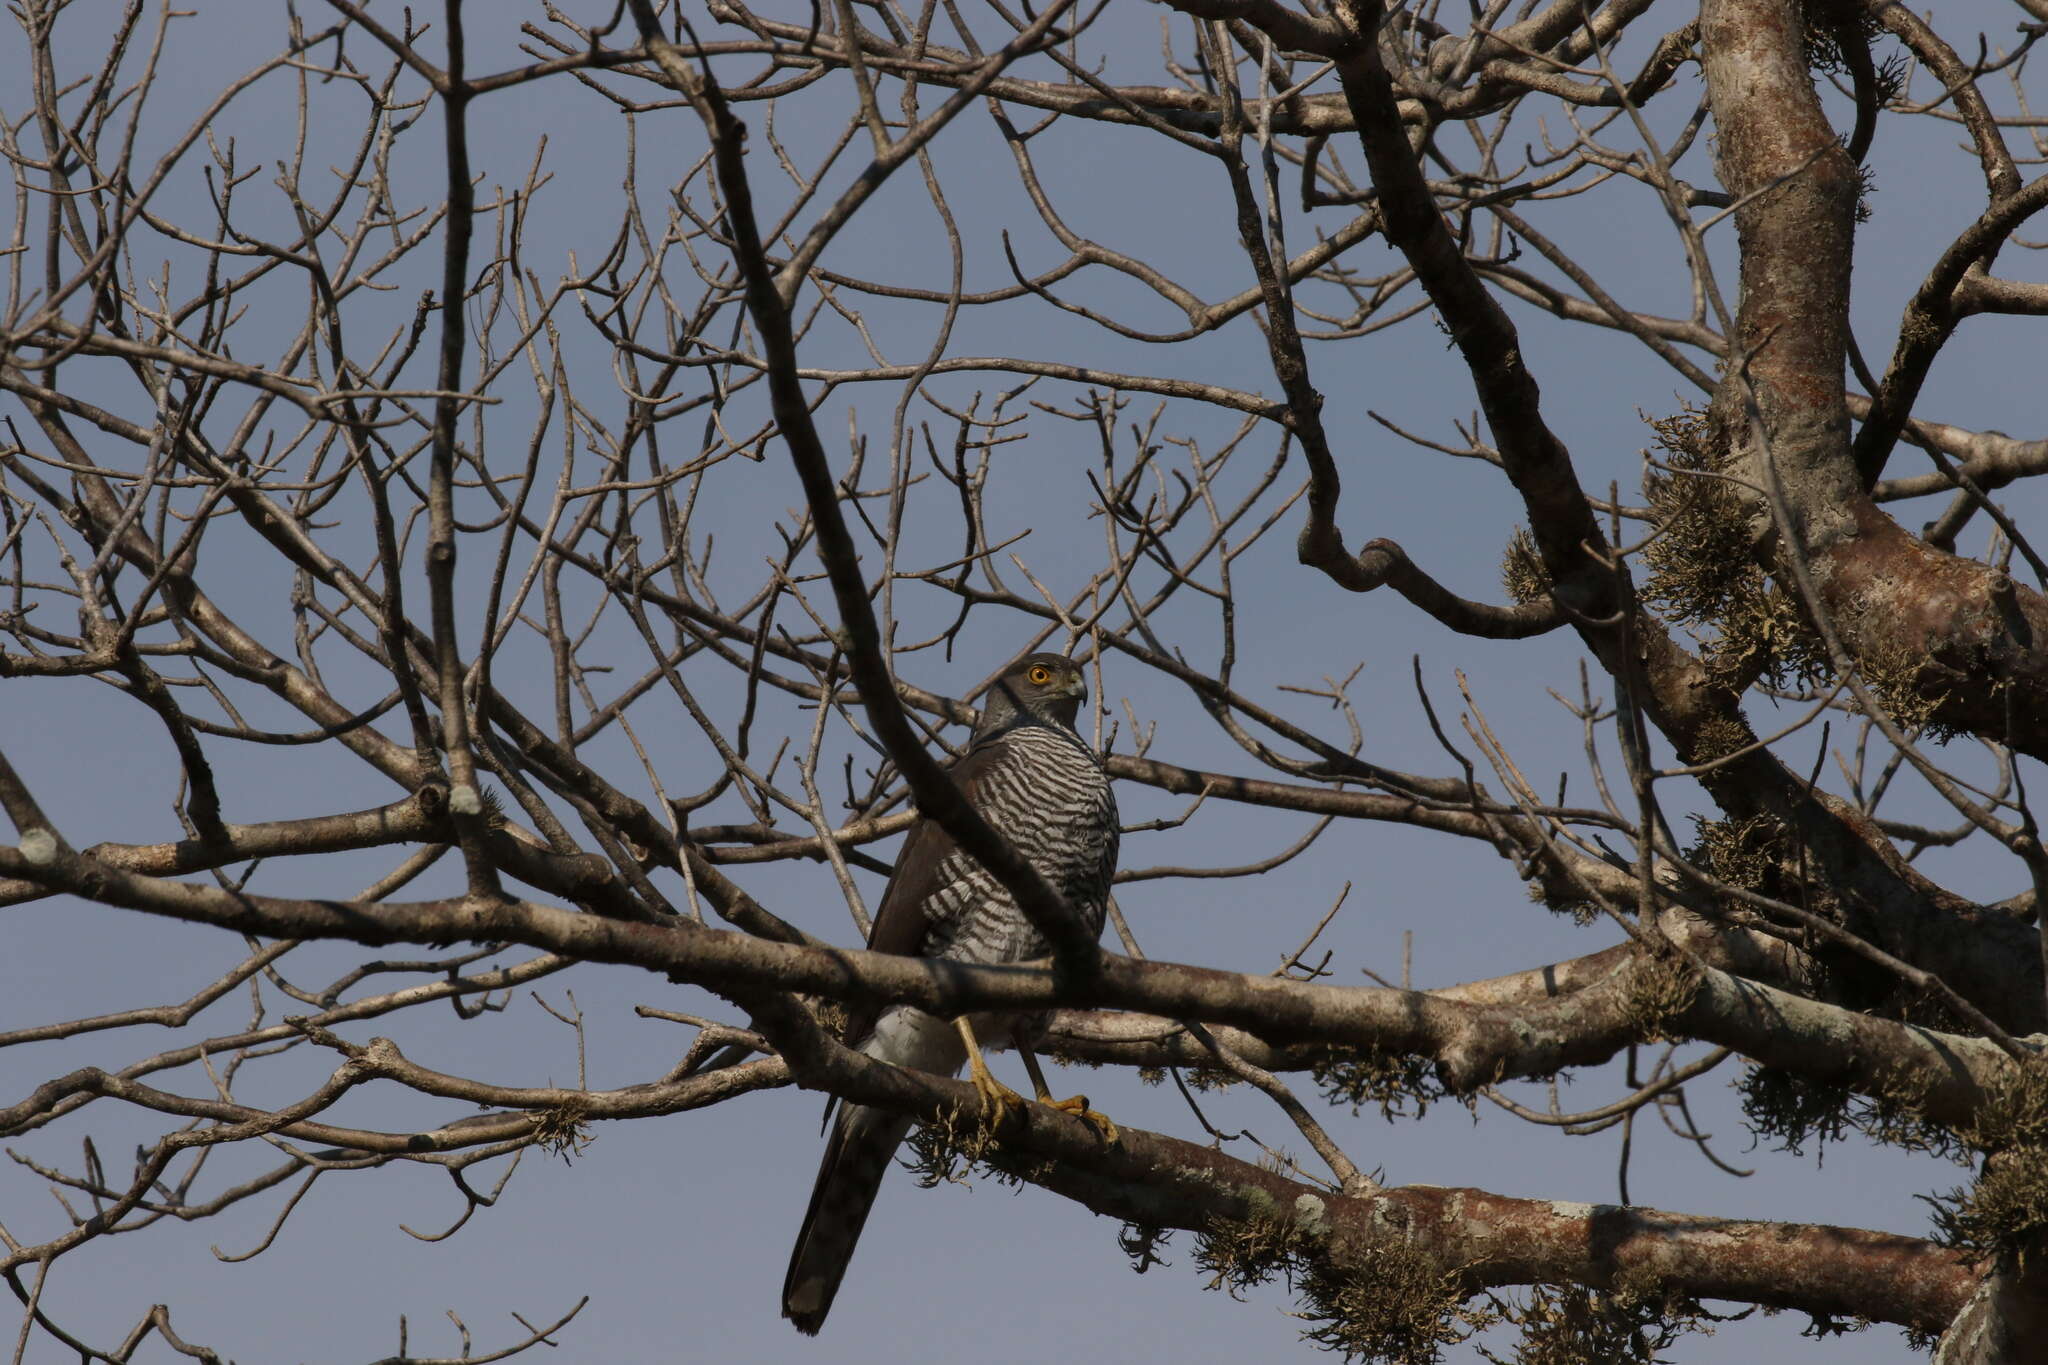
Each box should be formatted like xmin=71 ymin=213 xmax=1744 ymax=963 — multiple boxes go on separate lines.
xmin=974 ymin=652 xmax=1089 ymax=738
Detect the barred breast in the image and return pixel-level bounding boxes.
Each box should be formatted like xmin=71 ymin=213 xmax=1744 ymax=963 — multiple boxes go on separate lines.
xmin=918 ymin=724 xmax=1118 ymax=966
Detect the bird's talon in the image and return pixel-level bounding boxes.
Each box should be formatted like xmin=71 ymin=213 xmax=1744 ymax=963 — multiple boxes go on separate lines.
xmin=1045 ymin=1093 xmax=1119 ymax=1144
xmin=970 ymin=1069 xmax=1028 ymax=1135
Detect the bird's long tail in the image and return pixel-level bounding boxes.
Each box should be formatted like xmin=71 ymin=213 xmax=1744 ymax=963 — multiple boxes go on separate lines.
xmin=781 ymin=1102 xmax=914 ymax=1335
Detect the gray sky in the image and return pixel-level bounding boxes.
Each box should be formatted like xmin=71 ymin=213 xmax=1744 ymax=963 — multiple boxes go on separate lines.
xmin=4 ymin=2 xmax=2040 ymax=1361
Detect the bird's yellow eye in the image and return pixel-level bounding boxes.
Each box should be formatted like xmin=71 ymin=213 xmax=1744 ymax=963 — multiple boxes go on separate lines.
xmin=1028 ymin=665 xmax=1053 ymax=686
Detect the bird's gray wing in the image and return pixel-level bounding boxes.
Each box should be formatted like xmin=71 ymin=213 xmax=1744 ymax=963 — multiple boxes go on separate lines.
xmin=836 ymin=738 xmax=1002 ymax=1052
xmin=780 ymin=740 xmax=1001 ymax=1334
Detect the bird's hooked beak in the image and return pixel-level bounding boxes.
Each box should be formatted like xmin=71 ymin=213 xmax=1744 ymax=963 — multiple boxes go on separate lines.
xmin=1061 ymin=672 xmax=1087 ymax=700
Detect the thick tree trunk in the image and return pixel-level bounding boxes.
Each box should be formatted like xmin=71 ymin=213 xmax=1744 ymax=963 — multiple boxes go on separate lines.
xmin=1936 ymin=1256 xmax=2048 ymax=1365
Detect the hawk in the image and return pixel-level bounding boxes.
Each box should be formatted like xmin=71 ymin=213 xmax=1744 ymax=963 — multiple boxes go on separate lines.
xmin=781 ymin=652 xmax=1120 ymax=1335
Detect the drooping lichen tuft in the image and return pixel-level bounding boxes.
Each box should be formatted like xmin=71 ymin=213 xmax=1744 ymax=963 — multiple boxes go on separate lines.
xmin=1482 ymin=1274 xmax=1717 ymax=1364
xmin=1118 ymin=1221 xmax=1174 ymax=1274
xmin=1526 ymin=878 xmax=1600 ymax=926
xmin=1737 ymin=1061 xmax=1963 ymax=1165
xmin=1688 ymin=712 xmax=1756 ymax=769
xmin=1850 ymin=632 xmax=1957 ymax=739
xmin=1622 ymin=953 xmax=1702 ymax=1045
xmin=1927 ymin=1148 xmax=2048 ymax=1261
xmin=1298 ymin=1238 xmax=1477 ymax=1364
xmin=905 ymin=1104 xmax=1008 ymax=1189
xmin=1194 ymin=1206 xmax=1478 ymax=1364
xmin=529 ymin=1097 xmax=593 ymax=1160
xmin=1687 ymin=813 xmax=1795 ymax=898
xmin=1639 ymin=408 xmax=1829 ymax=690
xmin=1500 ymin=527 xmax=1553 ymax=606
xmin=1958 ymin=1060 xmax=2048 ymax=1153
xmin=1925 ymin=1061 xmax=2048 ymax=1258
xmin=1195 ymin=1203 xmax=1316 ymax=1298
xmin=1312 ymin=1046 xmax=1452 ymax=1123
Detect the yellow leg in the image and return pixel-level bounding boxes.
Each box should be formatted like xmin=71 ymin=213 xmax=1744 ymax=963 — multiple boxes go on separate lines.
xmin=954 ymin=1017 xmax=1026 ymax=1133
xmin=1017 ymin=1044 xmax=1119 ymax=1144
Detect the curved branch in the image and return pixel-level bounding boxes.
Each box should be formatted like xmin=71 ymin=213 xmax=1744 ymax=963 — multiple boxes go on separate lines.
xmin=649 ymin=26 xmax=1105 ymax=976
xmin=4 ymin=837 xmax=2032 ymax=1134
xmin=1348 ymin=537 xmax=1564 ymax=637
xmin=1851 ymin=175 xmax=2048 ymax=483
xmin=1314 ymin=1 xmax=1611 ymax=609
xmin=790 ymin=1019 xmax=1975 ymax=1334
